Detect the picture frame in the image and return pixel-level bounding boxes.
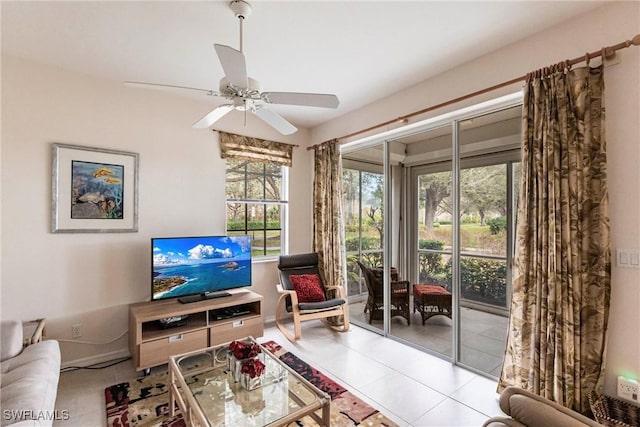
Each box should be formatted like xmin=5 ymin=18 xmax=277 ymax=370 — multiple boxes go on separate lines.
xmin=51 ymin=143 xmax=139 ymax=233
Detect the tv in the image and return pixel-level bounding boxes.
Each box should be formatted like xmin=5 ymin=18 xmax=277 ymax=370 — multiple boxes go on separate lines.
xmin=151 ymin=235 xmax=252 ymax=304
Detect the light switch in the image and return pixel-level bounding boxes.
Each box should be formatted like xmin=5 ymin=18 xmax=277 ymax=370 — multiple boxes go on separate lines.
xmin=617 ymin=249 xmax=640 ymax=269
xmin=619 ymin=251 xmax=630 ymax=265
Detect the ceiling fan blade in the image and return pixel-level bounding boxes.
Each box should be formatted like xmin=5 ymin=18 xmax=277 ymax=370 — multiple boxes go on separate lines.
xmin=192 ymin=104 xmax=234 ymax=128
xmin=214 ymin=44 xmax=248 ymax=89
xmin=263 ymin=92 xmax=339 ymax=109
xmin=123 ymin=81 xmax=218 ymax=96
xmin=254 ymin=107 xmax=297 ymax=135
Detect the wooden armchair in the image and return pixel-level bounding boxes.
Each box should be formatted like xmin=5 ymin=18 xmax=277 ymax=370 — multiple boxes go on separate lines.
xmin=275 ymin=253 xmax=349 ymax=341
xmin=357 ymin=261 xmax=411 ymax=325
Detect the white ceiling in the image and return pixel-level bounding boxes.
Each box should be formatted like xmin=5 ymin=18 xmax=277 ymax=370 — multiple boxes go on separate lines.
xmin=1 ymin=1 xmax=604 ymax=129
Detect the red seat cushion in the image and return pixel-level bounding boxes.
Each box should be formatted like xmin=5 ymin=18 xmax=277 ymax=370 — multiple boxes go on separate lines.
xmin=289 ymin=274 xmax=326 ymax=303
xmin=414 ymin=284 xmax=451 ymax=296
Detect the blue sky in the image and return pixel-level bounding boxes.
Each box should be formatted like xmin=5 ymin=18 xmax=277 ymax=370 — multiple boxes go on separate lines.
xmin=153 ymin=235 xmax=250 ymax=266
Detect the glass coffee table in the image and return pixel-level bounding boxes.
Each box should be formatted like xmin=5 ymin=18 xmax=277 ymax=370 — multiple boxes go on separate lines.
xmin=168 ymin=337 xmax=330 ymax=426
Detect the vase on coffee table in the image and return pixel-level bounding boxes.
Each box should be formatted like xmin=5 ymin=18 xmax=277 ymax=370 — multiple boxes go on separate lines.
xmin=227 ymin=340 xmax=263 ymax=383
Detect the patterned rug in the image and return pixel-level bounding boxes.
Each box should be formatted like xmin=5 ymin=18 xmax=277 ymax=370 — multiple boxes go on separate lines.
xmin=104 ymin=340 xmax=397 ymax=427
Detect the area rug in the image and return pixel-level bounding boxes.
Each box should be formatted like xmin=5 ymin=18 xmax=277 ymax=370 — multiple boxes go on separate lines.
xmin=104 ymin=340 xmax=397 ymax=427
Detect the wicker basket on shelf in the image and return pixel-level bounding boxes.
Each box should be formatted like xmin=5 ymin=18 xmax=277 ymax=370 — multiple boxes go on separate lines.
xmin=588 ymin=391 xmax=640 ymax=427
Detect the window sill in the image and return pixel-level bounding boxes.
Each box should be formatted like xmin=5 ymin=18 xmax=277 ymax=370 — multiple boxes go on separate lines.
xmin=252 ymin=256 xmax=279 ymax=264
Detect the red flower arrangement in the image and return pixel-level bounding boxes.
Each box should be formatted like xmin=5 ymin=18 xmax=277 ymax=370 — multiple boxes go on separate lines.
xmin=229 ymin=340 xmax=262 ymax=360
xmin=240 ymin=358 xmax=266 ymax=378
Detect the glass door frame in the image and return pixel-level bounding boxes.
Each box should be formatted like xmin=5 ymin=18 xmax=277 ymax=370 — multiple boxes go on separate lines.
xmin=340 ymin=92 xmax=523 ymax=352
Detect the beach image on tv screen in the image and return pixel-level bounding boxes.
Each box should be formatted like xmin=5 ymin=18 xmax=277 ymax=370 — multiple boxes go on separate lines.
xmin=152 ymin=235 xmax=251 ymax=300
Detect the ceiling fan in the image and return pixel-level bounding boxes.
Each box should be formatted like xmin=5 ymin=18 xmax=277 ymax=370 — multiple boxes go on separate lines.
xmin=125 ymin=0 xmax=339 ymax=135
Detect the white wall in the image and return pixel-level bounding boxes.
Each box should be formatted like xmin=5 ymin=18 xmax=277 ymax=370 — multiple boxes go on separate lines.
xmin=313 ymin=2 xmax=640 ymax=398
xmin=0 ymin=55 xmax=313 ymax=365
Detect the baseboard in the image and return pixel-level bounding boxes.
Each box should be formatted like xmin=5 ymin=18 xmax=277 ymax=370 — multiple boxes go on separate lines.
xmin=61 ymin=349 xmax=131 ymax=370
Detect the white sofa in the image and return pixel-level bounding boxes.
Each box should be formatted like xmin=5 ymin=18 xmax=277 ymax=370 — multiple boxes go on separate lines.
xmin=1 ymin=319 xmax=61 ymax=427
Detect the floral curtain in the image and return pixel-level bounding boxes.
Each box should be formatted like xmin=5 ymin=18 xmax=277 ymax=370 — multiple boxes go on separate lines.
xmin=218 ymin=131 xmax=294 ymax=167
xmin=498 ymin=63 xmax=611 ymax=414
xmin=312 ymin=141 xmax=346 ymax=296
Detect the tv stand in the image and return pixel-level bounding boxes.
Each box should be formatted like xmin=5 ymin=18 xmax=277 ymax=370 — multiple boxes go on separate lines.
xmin=129 ymin=290 xmax=263 ymax=372
xmin=178 ymin=291 xmax=231 ymax=304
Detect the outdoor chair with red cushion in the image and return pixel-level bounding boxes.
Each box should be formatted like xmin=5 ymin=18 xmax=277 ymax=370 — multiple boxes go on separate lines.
xmin=275 ymin=253 xmax=349 ymax=341
xmin=357 ymin=261 xmax=411 ymax=325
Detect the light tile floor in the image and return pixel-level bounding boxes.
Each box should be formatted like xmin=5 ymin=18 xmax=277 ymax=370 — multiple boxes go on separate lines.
xmin=54 ymin=322 xmax=505 ymax=426
xmin=349 ymin=300 xmax=508 ymax=376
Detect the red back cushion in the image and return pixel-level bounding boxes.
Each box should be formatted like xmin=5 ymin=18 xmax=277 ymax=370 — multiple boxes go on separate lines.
xmin=289 ymin=274 xmax=326 ymax=303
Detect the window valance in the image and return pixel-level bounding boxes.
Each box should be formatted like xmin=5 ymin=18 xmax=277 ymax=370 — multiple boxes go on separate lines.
xmin=219 ymin=131 xmax=294 ymax=167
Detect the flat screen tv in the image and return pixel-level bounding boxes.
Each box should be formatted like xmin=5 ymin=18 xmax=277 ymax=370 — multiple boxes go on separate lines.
xmin=151 ymin=235 xmax=251 ymax=303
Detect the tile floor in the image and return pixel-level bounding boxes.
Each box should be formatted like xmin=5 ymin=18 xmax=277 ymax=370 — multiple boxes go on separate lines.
xmin=54 ymin=322 xmax=505 ymax=426
xmin=349 ymin=300 xmax=509 ymax=376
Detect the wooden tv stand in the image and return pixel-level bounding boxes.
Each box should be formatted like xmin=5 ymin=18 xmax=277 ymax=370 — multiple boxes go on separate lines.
xmin=129 ymin=290 xmax=263 ymax=372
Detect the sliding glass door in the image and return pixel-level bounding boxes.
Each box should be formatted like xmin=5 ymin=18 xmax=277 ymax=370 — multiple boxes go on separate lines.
xmin=403 ymin=106 xmax=521 ymax=374
xmin=340 ymin=96 xmax=522 ymax=377
xmin=342 ymin=143 xmax=386 ymax=333
xmin=457 ymin=157 xmax=519 ymax=374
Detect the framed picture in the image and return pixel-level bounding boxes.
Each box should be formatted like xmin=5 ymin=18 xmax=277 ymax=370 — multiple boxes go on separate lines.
xmin=51 ymin=143 xmax=139 ymax=233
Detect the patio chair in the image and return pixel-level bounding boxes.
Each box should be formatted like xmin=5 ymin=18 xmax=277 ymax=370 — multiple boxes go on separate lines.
xmin=275 ymin=253 xmax=349 ymax=341
xmin=356 ymin=261 xmax=411 ymax=325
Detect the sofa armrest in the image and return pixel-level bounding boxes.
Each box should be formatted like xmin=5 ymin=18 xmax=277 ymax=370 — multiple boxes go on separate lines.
xmin=23 ymin=318 xmax=46 ymax=345
xmin=1 ymin=320 xmax=24 ymax=362
xmin=1 ymin=319 xmax=47 ymax=362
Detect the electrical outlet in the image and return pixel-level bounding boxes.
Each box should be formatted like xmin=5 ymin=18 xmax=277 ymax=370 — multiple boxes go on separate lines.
xmin=617 ymin=376 xmax=639 ymax=402
xmin=71 ymin=324 xmax=82 ymax=339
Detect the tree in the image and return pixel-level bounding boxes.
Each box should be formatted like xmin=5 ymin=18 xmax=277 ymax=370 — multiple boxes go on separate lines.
xmin=362 ymin=173 xmax=384 ymax=244
xmin=419 ymin=171 xmax=451 ymax=232
xmin=461 ymin=165 xmax=506 ymax=225
xmin=225 ymin=160 xmax=282 ymax=224
xmin=342 ymin=169 xmax=359 ymax=219
xmin=365 ymin=206 xmax=383 ymax=243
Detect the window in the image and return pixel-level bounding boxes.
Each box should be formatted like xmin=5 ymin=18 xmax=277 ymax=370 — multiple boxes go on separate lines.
xmin=225 ymin=159 xmax=288 ymax=258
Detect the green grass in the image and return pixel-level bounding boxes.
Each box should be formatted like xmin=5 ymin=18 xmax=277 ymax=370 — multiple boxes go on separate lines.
xmin=347 ymin=222 xmax=506 ymax=255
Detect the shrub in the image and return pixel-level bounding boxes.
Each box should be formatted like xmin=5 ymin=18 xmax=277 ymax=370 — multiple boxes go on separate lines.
xmin=486 ymin=216 xmax=507 ymax=235
xmin=417 ymin=239 xmax=446 ymax=283
xmin=227 ymin=220 xmax=281 ymax=231
xmin=462 ymin=215 xmax=479 ymax=224
xmin=418 ymin=239 xmax=445 ymax=250
xmin=417 ymin=255 xmax=507 ymax=307
xmin=345 ymin=236 xmax=381 ymax=252
xmin=458 ymin=257 xmax=507 ymax=306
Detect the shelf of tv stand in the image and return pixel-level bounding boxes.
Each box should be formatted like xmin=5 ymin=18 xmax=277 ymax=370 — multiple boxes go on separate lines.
xmin=129 ymin=290 xmax=263 ymax=372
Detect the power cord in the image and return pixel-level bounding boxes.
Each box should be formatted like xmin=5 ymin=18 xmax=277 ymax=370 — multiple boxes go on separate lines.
xmin=60 ymin=356 xmax=132 ymax=373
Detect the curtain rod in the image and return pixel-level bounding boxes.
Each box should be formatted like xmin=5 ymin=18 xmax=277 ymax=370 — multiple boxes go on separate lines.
xmin=307 ymin=33 xmax=640 ymax=151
